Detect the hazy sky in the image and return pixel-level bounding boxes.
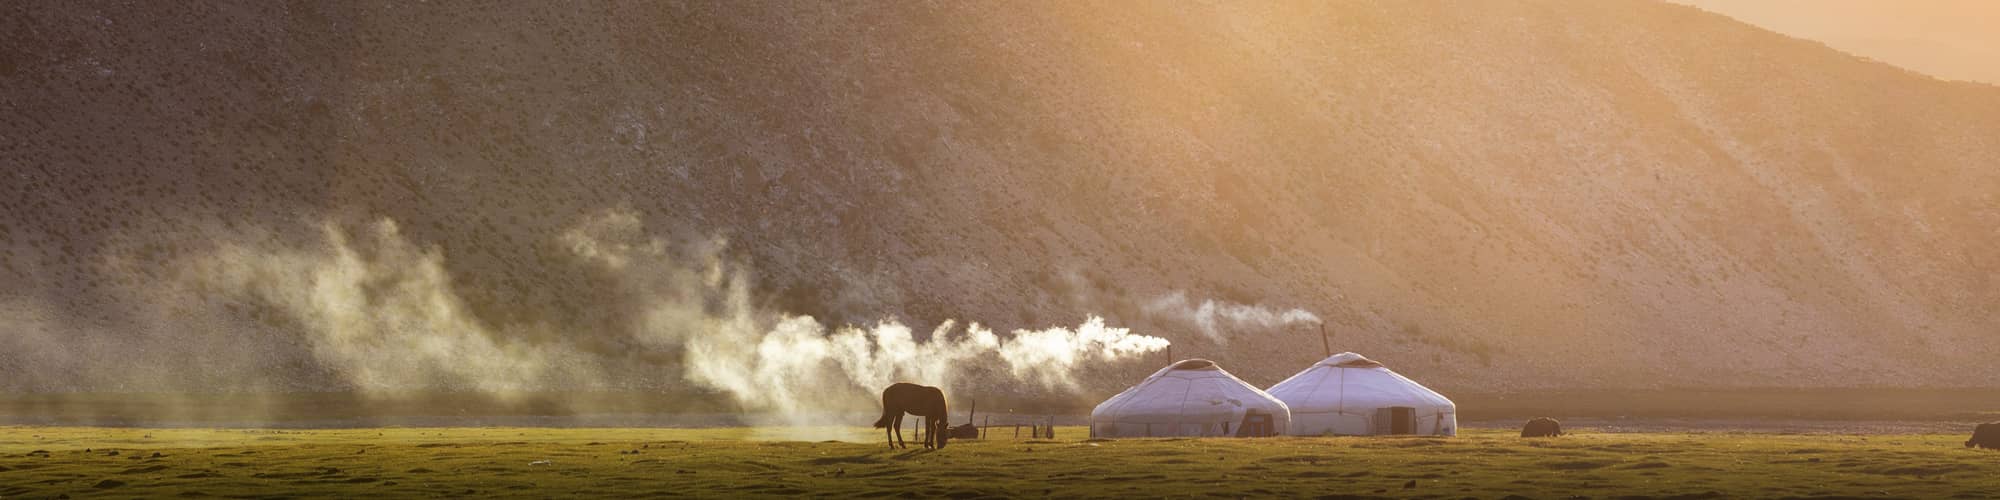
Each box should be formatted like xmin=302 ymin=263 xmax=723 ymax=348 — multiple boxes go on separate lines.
xmin=1672 ymin=0 xmax=2000 ymax=84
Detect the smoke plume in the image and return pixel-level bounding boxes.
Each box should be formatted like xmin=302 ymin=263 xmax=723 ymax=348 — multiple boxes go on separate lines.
xmin=1143 ymin=290 xmax=1321 ymax=343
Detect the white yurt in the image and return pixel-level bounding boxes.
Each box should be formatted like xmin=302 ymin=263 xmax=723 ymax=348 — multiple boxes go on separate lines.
xmin=1266 ymin=352 xmax=1457 ymax=436
xmin=1089 ymin=359 xmax=1291 ymax=438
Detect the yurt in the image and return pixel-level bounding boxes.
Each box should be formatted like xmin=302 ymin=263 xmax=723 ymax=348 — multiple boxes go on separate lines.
xmin=1266 ymin=352 xmax=1457 ymax=436
xmin=1089 ymin=359 xmax=1291 ymax=438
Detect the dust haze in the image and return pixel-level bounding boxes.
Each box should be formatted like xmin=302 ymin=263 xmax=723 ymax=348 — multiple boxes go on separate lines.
xmin=1 ymin=208 xmax=1188 ymax=428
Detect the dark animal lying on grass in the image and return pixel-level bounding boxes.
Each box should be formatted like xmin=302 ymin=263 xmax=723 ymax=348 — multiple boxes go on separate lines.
xmin=949 ymin=423 xmax=980 ymax=439
xmin=873 ymin=382 xmax=950 ymax=450
xmin=1521 ymin=417 xmax=1564 ymax=438
xmin=1968 ymin=422 xmax=2000 ymax=449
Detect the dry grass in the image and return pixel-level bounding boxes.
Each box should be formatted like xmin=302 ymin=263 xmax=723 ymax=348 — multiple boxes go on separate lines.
xmin=3 ymin=426 xmax=1997 ymax=498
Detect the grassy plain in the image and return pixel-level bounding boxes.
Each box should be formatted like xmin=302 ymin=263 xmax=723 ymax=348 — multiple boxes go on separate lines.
xmin=2 ymin=426 xmax=1997 ymax=498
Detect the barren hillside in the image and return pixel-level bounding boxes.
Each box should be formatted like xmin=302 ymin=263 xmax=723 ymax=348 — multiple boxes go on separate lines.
xmin=3 ymin=0 xmax=1997 ymax=396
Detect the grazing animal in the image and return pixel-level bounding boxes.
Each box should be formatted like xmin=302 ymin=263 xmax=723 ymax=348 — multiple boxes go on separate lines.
xmin=1967 ymin=422 xmax=2000 ymax=449
xmin=1521 ymin=417 xmax=1564 ymax=438
xmin=872 ymin=383 xmax=950 ymax=450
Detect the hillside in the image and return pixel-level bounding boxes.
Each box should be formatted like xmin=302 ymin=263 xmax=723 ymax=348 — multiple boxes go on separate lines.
xmin=3 ymin=0 xmax=1997 ymax=400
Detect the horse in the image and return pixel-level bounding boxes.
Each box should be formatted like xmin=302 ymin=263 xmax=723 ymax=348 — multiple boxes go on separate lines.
xmin=872 ymin=383 xmax=950 ymax=450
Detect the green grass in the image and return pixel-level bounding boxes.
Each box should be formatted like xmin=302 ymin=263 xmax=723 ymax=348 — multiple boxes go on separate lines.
xmin=2 ymin=426 xmax=1996 ymax=498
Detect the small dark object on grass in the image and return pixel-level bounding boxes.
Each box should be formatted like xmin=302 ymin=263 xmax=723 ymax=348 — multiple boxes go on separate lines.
xmin=1404 ymin=480 xmax=1417 ymax=489
xmin=151 ymin=452 xmax=163 ymax=458
xmin=1522 ymin=417 xmax=1565 ymax=438
xmin=95 ymin=479 xmax=127 ymax=489
xmin=1967 ymin=422 xmax=2000 ymax=449
xmin=106 ymin=450 xmax=120 ymax=456
xmin=949 ymin=423 xmax=979 ymax=439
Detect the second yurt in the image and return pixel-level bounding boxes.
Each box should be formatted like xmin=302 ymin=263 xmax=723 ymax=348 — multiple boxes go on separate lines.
xmin=1089 ymin=359 xmax=1291 ymax=438
xmin=1266 ymin=352 xmax=1457 ymax=436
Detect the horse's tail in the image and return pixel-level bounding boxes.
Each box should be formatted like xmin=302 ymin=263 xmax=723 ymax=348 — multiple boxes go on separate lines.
xmin=872 ymin=406 xmax=895 ymax=429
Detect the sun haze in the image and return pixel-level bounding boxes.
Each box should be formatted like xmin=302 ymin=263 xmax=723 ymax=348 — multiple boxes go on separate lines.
xmin=1672 ymin=0 xmax=2000 ymax=84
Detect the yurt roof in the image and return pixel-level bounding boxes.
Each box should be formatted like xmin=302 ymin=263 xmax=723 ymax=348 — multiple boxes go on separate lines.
xmin=1169 ymin=359 xmax=1218 ymax=371
xmin=1313 ymin=352 xmax=1385 ymax=368
xmin=1272 ymin=352 xmax=1454 ymax=411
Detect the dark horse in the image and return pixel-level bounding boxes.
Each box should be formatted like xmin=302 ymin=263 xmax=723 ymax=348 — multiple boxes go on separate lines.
xmin=872 ymin=383 xmax=949 ymax=450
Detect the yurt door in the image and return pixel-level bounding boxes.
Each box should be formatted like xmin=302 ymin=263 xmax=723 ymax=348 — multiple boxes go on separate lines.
xmin=1388 ymin=406 xmax=1415 ymax=435
xmin=1235 ymin=410 xmax=1275 ymax=437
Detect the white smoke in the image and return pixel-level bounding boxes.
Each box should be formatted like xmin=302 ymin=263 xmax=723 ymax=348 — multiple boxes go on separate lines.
xmin=564 ymin=209 xmax=1170 ymax=423
xmin=1144 ymin=290 xmax=1321 ymax=343
xmin=53 ymin=208 xmax=1171 ymax=431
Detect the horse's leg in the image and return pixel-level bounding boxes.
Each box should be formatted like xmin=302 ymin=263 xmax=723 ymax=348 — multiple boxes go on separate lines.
xmin=893 ymin=414 xmax=906 ymax=449
xmin=921 ymin=416 xmax=932 ymax=449
xmin=884 ymin=412 xmax=896 ymax=450
xmin=925 ymin=416 xmax=938 ymax=449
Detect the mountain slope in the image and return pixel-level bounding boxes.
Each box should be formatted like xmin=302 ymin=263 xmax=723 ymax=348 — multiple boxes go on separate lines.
xmin=3 ymin=0 xmax=1996 ymax=395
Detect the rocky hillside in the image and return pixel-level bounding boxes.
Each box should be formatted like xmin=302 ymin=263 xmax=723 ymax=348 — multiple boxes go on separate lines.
xmin=3 ymin=0 xmax=1997 ymax=395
